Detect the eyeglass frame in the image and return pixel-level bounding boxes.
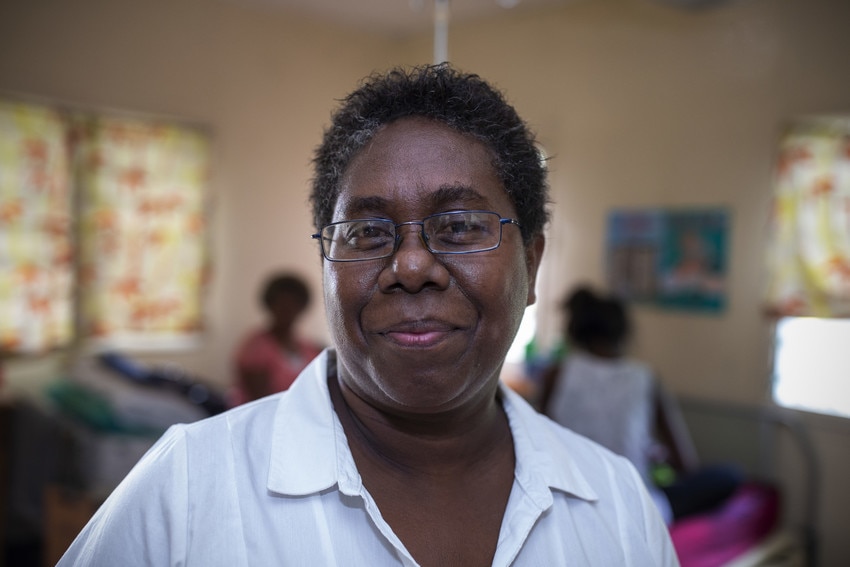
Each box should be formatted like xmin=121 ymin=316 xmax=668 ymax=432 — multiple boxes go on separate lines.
xmin=311 ymin=210 xmax=522 ymax=262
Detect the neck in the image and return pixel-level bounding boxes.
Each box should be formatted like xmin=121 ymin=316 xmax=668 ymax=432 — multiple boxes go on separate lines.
xmin=585 ymin=341 xmax=624 ymax=359
xmin=268 ymin=324 xmax=295 ymax=347
xmin=328 ymin=368 xmax=512 ymax=477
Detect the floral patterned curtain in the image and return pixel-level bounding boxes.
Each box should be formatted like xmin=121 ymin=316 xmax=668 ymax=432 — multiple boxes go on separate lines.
xmin=0 ymin=100 xmax=73 ymax=354
xmin=0 ymin=97 xmax=212 ymax=353
xmin=74 ymin=115 xmax=211 ymax=340
xmin=765 ymin=119 xmax=850 ymax=318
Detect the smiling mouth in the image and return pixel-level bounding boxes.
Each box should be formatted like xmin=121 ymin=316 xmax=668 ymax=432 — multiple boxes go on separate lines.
xmin=379 ymin=321 xmax=459 ymax=348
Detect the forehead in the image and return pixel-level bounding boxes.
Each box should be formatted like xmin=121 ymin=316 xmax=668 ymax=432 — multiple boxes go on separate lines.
xmin=334 ymin=117 xmax=514 ymax=220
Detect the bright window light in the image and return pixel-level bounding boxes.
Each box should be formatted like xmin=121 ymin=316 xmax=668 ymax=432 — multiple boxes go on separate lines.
xmin=773 ymin=317 xmax=850 ymax=419
xmin=506 ymin=303 xmax=537 ymax=365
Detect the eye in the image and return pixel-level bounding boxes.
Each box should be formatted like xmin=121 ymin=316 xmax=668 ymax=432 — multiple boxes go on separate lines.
xmin=431 ymin=213 xmax=493 ymax=246
xmin=448 ymin=220 xmax=485 ymax=235
xmin=343 ymin=220 xmax=394 ymax=251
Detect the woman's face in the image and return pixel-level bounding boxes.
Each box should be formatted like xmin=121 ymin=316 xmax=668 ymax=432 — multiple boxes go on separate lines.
xmin=323 ymin=117 xmax=544 ymax=416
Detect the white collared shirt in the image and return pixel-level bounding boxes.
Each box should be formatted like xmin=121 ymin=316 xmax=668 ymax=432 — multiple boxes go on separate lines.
xmin=58 ymin=349 xmax=679 ymax=566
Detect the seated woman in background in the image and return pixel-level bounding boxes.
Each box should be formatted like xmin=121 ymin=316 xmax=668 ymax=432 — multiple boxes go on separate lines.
xmin=540 ymin=285 xmax=742 ymax=524
xmin=230 ymin=272 xmax=323 ymax=406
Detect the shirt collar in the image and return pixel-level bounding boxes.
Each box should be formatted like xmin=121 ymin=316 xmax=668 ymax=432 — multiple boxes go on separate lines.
xmin=267 ymin=348 xmax=597 ymax=504
xmin=500 ymin=384 xmax=598 ymax=506
xmin=267 ymin=349 xmax=349 ymax=496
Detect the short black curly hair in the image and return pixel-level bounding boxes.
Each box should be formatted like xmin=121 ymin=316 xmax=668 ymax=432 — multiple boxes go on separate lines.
xmin=310 ymin=64 xmax=549 ymax=243
xmin=563 ymin=286 xmax=631 ymax=352
xmin=260 ymin=273 xmax=311 ymax=312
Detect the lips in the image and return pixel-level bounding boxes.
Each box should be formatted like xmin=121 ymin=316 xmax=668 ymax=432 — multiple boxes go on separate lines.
xmin=377 ymin=319 xmax=462 ymax=348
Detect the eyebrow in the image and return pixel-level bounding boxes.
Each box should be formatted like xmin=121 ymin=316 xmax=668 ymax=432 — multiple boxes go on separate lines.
xmin=428 ymin=185 xmax=486 ymax=209
xmin=343 ymin=195 xmax=390 ymax=217
xmin=342 ymin=185 xmax=487 ymax=218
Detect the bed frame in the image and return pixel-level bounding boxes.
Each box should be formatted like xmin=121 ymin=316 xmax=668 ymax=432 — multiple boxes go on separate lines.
xmin=676 ymin=396 xmax=820 ymax=567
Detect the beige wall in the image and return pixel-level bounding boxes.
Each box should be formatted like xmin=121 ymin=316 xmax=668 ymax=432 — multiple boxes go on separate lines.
xmin=1 ymin=0 xmax=848 ymax=563
xmin=0 ymin=0 xmax=401 ymax=390
xmin=428 ymin=0 xmax=850 ymax=563
xmin=435 ymin=0 xmax=850 ymax=403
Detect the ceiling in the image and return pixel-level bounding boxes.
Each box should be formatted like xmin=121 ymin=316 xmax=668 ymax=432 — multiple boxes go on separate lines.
xmin=219 ymin=0 xmax=579 ymax=38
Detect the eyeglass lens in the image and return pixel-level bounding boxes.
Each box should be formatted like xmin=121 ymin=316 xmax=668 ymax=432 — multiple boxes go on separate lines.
xmin=321 ymin=211 xmax=506 ymax=261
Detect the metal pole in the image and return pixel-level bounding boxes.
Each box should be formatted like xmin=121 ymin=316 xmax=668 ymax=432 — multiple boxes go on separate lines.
xmin=434 ymin=0 xmax=450 ymax=64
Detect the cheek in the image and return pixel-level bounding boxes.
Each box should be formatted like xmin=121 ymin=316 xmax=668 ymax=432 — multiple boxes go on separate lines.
xmin=464 ymin=253 xmax=530 ymax=333
xmin=501 ymin=266 xmax=532 ymax=331
xmin=322 ymin=264 xmax=375 ymax=342
xmin=322 ymin=267 xmax=351 ymax=341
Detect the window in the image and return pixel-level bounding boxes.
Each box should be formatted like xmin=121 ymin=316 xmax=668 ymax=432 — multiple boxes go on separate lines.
xmin=506 ymin=303 xmax=538 ymax=365
xmin=764 ymin=116 xmax=850 ymax=418
xmin=0 ymin=100 xmax=73 ymax=353
xmin=0 ymin=98 xmax=211 ymax=355
xmin=74 ymin=114 xmax=211 ymax=350
xmin=772 ymin=317 xmax=850 ymax=418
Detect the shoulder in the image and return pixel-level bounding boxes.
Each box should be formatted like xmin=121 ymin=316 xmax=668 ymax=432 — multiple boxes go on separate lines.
xmin=238 ymin=328 xmax=274 ymax=350
xmin=183 ymin=393 xmax=281 ymax=447
xmin=512 ymin=407 xmax=677 ymax=562
xmin=59 ymin=353 xmax=339 ymax=565
xmin=235 ymin=329 xmax=278 ymax=366
xmin=121 ymin=354 xmax=329 ymax=487
xmin=540 ymin=409 xmax=640 ymax=480
xmin=617 ymin=358 xmax=657 ymax=397
xmin=504 ymin=385 xmax=641 ymax=485
xmin=295 ymin=336 xmax=325 ymax=358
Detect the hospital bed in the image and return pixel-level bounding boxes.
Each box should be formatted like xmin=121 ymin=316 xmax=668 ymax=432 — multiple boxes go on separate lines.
xmin=674 ymin=396 xmax=819 ymax=567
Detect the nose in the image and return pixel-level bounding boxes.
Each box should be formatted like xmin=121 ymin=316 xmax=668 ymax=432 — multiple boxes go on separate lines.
xmin=379 ymin=223 xmax=449 ymax=293
xmin=393 ymin=221 xmax=429 ymax=252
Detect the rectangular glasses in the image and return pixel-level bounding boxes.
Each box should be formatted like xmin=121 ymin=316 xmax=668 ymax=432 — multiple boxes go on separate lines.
xmin=312 ymin=210 xmax=521 ymax=262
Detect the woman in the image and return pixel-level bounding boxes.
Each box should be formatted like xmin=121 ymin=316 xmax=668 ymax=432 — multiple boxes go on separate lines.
xmin=230 ymin=272 xmax=322 ymax=406
xmin=542 ymin=285 xmax=740 ymax=524
xmin=59 ymin=65 xmax=678 ymax=566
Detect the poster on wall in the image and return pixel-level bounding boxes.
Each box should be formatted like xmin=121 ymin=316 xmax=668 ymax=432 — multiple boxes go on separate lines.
xmin=606 ymin=208 xmax=730 ymax=313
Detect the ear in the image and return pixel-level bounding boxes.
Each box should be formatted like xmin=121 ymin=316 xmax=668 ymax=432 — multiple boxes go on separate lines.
xmin=524 ymin=234 xmax=546 ymax=306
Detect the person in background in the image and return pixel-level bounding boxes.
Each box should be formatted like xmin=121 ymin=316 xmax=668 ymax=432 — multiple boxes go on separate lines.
xmin=58 ymin=65 xmax=678 ymax=566
xmin=540 ymin=285 xmax=741 ymax=524
xmin=230 ymin=272 xmax=323 ymax=406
